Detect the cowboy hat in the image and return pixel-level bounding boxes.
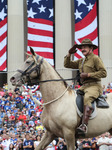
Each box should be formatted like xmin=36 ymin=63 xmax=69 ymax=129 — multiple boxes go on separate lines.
xmin=76 ymin=39 xmax=98 ymax=50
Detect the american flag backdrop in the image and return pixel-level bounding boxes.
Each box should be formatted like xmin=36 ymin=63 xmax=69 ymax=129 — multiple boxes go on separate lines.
xmin=27 ymin=0 xmax=54 ymax=66
xmin=74 ymin=0 xmax=99 ymax=60
xmin=0 ymin=0 xmax=7 ymax=71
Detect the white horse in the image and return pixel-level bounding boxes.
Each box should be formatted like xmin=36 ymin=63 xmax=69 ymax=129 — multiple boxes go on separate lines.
xmin=10 ymin=48 xmax=112 ymax=150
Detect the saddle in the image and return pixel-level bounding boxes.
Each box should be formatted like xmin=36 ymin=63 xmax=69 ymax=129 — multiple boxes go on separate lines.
xmin=76 ymin=90 xmax=109 ymax=119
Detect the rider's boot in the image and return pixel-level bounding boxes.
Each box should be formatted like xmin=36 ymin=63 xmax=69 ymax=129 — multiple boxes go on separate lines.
xmin=76 ymin=105 xmax=93 ymax=135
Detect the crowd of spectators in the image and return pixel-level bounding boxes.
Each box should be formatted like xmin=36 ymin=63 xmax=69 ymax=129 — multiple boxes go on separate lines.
xmin=0 ymin=81 xmax=112 ymax=150
xmin=76 ymin=132 xmax=112 ymax=150
xmin=102 ymin=82 xmax=112 ymax=94
xmin=0 ymin=84 xmax=68 ymax=150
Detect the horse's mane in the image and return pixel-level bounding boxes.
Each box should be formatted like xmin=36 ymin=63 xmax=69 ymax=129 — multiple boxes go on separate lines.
xmin=45 ymin=59 xmax=68 ymax=88
xmin=54 ymin=68 xmax=68 ymax=88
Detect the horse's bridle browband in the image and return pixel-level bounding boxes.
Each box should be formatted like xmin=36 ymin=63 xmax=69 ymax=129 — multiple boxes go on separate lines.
xmin=17 ymin=55 xmax=43 ymax=85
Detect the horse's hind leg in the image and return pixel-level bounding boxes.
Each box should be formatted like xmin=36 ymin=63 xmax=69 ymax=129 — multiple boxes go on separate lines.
xmin=36 ymin=130 xmax=56 ymax=150
xmin=63 ymin=128 xmax=75 ymax=150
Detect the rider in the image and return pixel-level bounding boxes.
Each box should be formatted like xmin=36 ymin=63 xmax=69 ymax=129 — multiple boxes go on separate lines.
xmin=64 ymin=39 xmax=107 ymax=135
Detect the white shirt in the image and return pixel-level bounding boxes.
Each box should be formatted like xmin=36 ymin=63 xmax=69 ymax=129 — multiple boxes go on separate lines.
xmin=108 ymin=138 xmax=112 ymax=150
xmin=110 ymin=82 xmax=112 ymax=88
xmin=2 ymin=139 xmax=11 ymax=150
xmin=46 ymin=140 xmax=56 ymax=150
xmin=34 ymin=141 xmax=40 ymax=147
xmin=97 ymin=137 xmax=109 ymax=150
xmin=22 ymin=91 xmax=28 ymax=96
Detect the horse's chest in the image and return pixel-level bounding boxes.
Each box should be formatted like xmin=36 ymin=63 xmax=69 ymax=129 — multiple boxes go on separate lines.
xmin=41 ymin=110 xmax=62 ymax=135
xmin=41 ymin=109 xmax=51 ymax=128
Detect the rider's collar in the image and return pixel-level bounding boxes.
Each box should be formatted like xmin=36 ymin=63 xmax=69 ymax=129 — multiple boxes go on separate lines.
xmin=85 ymin=52 xmax=94 ymax=60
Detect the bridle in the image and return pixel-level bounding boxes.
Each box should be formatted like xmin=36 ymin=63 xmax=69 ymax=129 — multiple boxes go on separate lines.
xmin=17 ymin=55 xmax=80 ymax=86
xmin=17 ymin=55 xmax=43 ymax=85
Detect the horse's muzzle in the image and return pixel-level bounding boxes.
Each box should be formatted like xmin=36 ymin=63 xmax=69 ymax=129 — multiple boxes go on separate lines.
xmin=10 ymin=76 xmax=22 ymax=86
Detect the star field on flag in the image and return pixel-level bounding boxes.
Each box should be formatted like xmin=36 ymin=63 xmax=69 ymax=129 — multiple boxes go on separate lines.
xmin=27 ymin=0 xmax=54 ymax=66
xmin=74 ymin=0 xmax=99 ymax=60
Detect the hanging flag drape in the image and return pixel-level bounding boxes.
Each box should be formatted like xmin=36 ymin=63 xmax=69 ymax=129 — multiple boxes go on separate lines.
xmin=0 ymin=0 xmax=7 ymax=71
xmin=74 ymin=0 xmax=99 ymax=60
xmin=27 ymin=0 xmax=54 ymax=66
xmin=23 ymin=85 xmax=40 ymax=93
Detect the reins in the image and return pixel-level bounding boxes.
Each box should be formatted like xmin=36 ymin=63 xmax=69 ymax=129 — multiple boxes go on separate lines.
xmin=19 ymin=54 xmax=79 ymax=105
xmin=18 ymin=55 xmax=80 ymax=85
xmin=29 ymin=86 xmax=70 ymax=106
xmin=42 ymin=86 xmax=70 ymax=106
xmin=29 ymin=74 xmax=80 ymax=84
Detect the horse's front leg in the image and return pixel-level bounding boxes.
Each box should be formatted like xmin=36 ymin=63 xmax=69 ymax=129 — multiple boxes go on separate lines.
xmin=63 ymin=128 xmax=76 ymax=150
xmin=36 ymin=130 xmax=56 ymax=150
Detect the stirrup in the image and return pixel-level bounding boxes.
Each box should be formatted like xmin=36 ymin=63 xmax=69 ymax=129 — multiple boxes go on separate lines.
xmin=77 ymin=124 xmax=88 ymax=134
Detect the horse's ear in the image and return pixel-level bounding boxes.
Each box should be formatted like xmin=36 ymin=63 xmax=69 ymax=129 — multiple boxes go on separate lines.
xmin=30 ymin=47 xmax=36 ymax=56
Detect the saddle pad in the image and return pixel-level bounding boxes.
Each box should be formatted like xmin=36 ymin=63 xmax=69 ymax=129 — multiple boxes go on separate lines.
xmin=76 ymin=93 xmax=97 ymax=119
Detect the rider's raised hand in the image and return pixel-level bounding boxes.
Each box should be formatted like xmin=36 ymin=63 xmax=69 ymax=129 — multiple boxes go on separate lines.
xmin=68 ymin=44 xmax=78 ymax=54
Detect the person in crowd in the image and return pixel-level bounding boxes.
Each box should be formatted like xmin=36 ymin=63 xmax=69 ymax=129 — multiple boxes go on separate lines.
xmin=28 ymin=105 xmax=36 ymax=117
xmin=15 ymin=138 xmax=23 ymax=150
xmin=9 ymin=143 xmax=15 ymax=150
xmin=18 ymin=112 xmax=27 ymax=123
xmin=108 ymin=134 xmax=112 ymax=150
xmin=15 ymin=94 xmax=23 ymax=111
xmin=30 ymin=113 xmax=38 ymax=123
xmin=3 ymin=91 xmax=9 ymax=99
xmin=14 ymin=86 xmax=20 ymax=93
xmin=106 ymin=86 xmax=112 ymax=93
xmin=0 ymin=88 xmax=5 ymax=97
xmin=0 ymin=109 xmax=5 ymax=119
xmin=110 ymin=81 xmax=112 ymax=89
xmin=74 ymin=82 xmax=81 ymax=90
xmin=57 ymin=138 xmax=67 ymax=150
xmin=10 ymin=101 xmax=16 ymax=110
xmin=3 ymin=84 xmax=8 ymax=92
xmin=46 ymin=140 xmax=56 ymax=150
xmin=34 ymin=135 xmax=41 ymax=149
xmin=77 ymin=139 xmax=83 ymax=150
xmin=35 ymin=121 xmax=44 ymax=131
xmin=82 ymin=138 xmax=92 ymax=150
xmin=1 ymin=134 xmax=11 ymax=150
xmin=97 ymin=133 xmax=109 ymax=150
xmin=2 ymin=115 xmax=9 ymax=127
xmin=18 ymin=142 xmax=24 ymax=150
xmin=9 ymin=112 xmax=15 ymax=122
xmin=25 ymin=99 xmax=34 ymax=110
xmin=23 ymin=134 xmax=33 ymax=150
xmin=0 ymin=137 xmax=4 ymax=150
xmin=107 ymin=83 xmax=111 ymax=89
xmin=10 ymin=133 xmax=17 ymax=146
xmin=8 ymin=88 xmax=13 ymax=97
xmin=102 ymin=85 xmax=106 ymax=95
xmin=91 ymin=137 xmax=99 ymax=150
xmin=7 ymin=118 xmax=13 ymax=129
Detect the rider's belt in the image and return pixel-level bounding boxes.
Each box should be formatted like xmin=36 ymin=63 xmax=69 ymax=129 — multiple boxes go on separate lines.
xmin=83 ymin=81 xmax=101 ymax=86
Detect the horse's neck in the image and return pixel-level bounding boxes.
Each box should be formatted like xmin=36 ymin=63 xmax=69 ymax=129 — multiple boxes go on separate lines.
xmin=40 ymin=61 xmax=66 ymax=103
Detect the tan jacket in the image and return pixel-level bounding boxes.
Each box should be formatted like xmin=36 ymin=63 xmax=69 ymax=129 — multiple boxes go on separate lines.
xmin=64 ymin=53 xmax=107 ymax=84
